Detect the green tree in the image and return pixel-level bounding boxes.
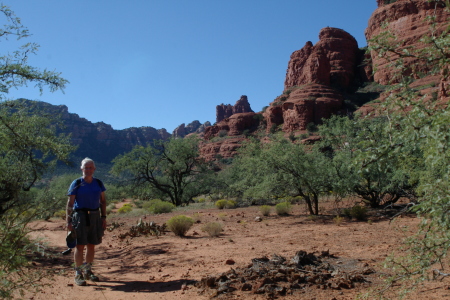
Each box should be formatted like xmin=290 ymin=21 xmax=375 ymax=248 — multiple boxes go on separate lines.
xmin=363 ymin=1 xmax=450 ymax=296
xmin=111 ymin=136 xmax=214 ymax=206
xmin=319 ymin=115 xmax=419 ymax=208
xmin=0 ymin=4 xmax=73 ymax=298
xmin=227 ymin=137 xmax=335 ymax=215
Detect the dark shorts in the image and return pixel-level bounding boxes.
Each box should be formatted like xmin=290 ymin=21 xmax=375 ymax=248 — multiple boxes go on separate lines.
xmin=72 ymin=210 xmax=104 ymax=245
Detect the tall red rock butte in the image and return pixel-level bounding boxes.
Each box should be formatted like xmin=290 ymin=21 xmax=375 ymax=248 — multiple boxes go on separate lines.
xmin=265 ymin=27 xmax=364 ymax=133
xmin=201 ymin=0 xmax=449 ymax=160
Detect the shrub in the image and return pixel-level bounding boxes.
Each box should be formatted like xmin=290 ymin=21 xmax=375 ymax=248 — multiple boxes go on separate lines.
xmin=306 ymin=122 xmax=318 ymax=133
xmin=53 ymin=210 xmax=66 ymax=220
xmin=350 ymin=205 xmax=368 ymax=221
xmin=275 ymin=202 xmax=292 ymax=215
xmin=270 ymin=124 xmax=278 ymax=134
xmin=215 ymin=199 xmax=227 ymax=209
xmin=166 ymin=215 xmax=194 ymax=237
xmin=333 ymin=215 xmax=344 ymax=226
xmin=288 ymin=132 xmax=296 ymax=141
xmin=225 ymin=200 xmax=237 ymax=209
xmin=218 ymin=130 xmax=228 ymax=137
xmin=260 ymin=205 xmax=271 ymax=216
xmin=197 ymin=198 xmax=206 ymax=203
xmin=118 ymin=203 xmax=133 ymax=214
xmin=143 ymin=199 xmax=175 ymax=214
xmin=106 ymin=203 xmax=115 ymax=215
xmin=202 ymin=222 xmax=223 ymax=237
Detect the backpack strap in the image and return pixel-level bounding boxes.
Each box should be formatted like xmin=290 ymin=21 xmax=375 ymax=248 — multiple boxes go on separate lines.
xmin=95 ymin=178 xmax=105 ymax=190
xmin=71 ymin=178 xmax=104 ymax=195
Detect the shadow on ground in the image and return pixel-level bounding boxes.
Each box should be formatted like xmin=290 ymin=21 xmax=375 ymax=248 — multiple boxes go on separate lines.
xmin=93 ymin=279 xmax=196 ymax=294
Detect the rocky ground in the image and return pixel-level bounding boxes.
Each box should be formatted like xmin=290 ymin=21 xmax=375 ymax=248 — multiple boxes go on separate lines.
xmin=24 ymin=199 xmax=450 ymax=300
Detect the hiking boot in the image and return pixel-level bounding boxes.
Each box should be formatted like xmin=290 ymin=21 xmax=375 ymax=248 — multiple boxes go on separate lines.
xmin=83 ymin=270 xmax=99 ymax=282
xmin=74 ymin=273 xmax=86 ymax=286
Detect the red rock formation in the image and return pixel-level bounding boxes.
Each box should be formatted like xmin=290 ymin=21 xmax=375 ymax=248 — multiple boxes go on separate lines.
xmin=204 ymin=112 xmax=259 ymax=139
xmin=216 ymin=95 xmax=253 ymax=123
xmin=264 ymin=84 xmax=343 ymax=132
xmin=365 ymin=0 xmax=450 ymax=85
xmin=200 ymin=138 xmax=246 ymax=161
xmin=284 ymin=27 xmax=360 ymax=91
xmin=276 ymin=27 xmax=360 ymax=133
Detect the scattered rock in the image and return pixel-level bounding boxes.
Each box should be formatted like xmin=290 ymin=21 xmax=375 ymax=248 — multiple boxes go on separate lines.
xmin=196 ymin=250 xmax=374 ymax=298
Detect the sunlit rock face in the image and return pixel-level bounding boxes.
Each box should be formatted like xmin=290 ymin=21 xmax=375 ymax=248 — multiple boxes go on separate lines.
xmin=366 ymin=0 xmax=450 ymax=85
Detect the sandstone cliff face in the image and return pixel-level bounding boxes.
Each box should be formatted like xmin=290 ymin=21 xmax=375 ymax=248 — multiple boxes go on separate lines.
xmin=204 ymin=112 xmax=260 ymax=140
xmin=272 ymin=27 xmax=362 ymax=132
xmin=284 ymin=27 xmax=360 ymax=91
xmin=366 ymin=0 xmax=450 ymax=85
xmin=200 ymin=138 xmax=246 ymax=161
xmin=265 ymin=84 xmax=344 ymax=132
xmin=216 ymin=95 xmax=253 ymax=123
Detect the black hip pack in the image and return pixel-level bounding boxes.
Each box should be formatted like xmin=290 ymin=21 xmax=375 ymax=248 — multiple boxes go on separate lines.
xmin=75 ymin=208 xmax=99 ymax=226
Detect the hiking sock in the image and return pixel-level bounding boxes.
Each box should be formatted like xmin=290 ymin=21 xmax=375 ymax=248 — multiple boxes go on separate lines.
xmin=74 ymin=267 xmax=86 ymax=286
xmin=83 ymin=262 xmax=99 ymax=282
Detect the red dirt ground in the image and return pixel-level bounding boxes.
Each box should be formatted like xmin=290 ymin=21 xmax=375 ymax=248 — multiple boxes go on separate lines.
xmin=24 ymin=199 xmax=450 ymax=300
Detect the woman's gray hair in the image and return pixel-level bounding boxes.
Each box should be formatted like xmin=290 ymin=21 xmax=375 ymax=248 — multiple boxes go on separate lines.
xmin=81 ymin=157 xmax=95 ymax=168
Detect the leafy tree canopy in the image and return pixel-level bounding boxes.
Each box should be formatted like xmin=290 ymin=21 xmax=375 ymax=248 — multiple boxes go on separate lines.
xmin=111 ymin=136 xmax=214 ymax=206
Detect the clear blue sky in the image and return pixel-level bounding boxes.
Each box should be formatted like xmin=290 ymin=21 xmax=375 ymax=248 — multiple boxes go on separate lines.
xmin=6 ymin=1 xmax=377 ymax=132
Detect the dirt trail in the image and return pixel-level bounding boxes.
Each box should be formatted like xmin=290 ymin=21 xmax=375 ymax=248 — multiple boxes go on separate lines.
xmin=24 ymin=203 xmax=449 ymax=300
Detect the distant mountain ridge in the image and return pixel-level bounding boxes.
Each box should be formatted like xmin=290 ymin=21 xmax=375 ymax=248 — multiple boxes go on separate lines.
xmin=17 ymin=99 xmax=172 ymax=164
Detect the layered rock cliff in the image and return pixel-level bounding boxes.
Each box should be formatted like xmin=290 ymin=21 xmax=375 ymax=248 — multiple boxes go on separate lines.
xmin=284 ymin=27 xmax=362 ymax=91
xmin=366 ymin=0 xmax=450 ymax=86
xmin=269 ymin=27 xmax=366 ymax=133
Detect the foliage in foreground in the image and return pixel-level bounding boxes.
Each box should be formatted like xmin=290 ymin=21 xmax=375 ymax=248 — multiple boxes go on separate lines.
xmin=0 ymin=4 xmax=72 ymax=298
xmin=364 ymin=1 xmax=450 ymax=297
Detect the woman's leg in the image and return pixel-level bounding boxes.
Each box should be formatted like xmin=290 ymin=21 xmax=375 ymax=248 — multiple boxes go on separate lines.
xmin=74 ymin=244 xmax=85 ymax=267
xmin=85 ymin=244 xmax=95 ymax=264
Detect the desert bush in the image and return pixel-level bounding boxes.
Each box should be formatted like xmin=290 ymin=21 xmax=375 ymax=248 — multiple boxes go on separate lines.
xmin=218 ymin=130 xmax=228 ymax=137
xmin=215 ymin=199 xmax=227 ymax=209
xmin=333 ymin=215 xmax=344 ymax=226
xmin=196 ymin=198 xmax=206 ymax=203
xmin=275 ymin=202 xmax=292 ymax=215
xmin=143 ymin=199 xmax=175 ymax=214
xmin=201 ymin=222 xmax=223 ymax=237
xmin=260 ymin=205 xmax=271 ymax=216
xmin=351 ymin=205 xmax=368 ymax=221
xmin=106 ymin=203 xmax=115 ymax=215
xmin=53 ymin=210 xmax=66 ymax=220
xmin=225 ymin=200 xmax=237 ymax=209
xmin=118 ymin=203 xmax=133 ymax=214
xmin=166 ymin=215 xmax=194 ymax=237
